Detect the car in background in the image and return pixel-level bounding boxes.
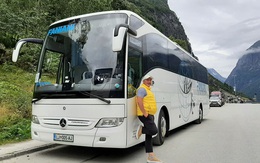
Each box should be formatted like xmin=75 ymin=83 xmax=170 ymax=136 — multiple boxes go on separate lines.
xmin=209 ymin=96 xmax=222 ymax=107
xmin=210 ymin=91 xmax=225 ymax=106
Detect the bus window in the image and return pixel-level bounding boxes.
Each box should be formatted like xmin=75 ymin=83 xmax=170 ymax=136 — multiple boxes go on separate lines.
xmin=40 ymin=50 xmax=62 ymax=85
xmin=168 ymin=41 xmax=182 ymax=74
xmin=128 ymin=37 xmax=143 ymax=98
xmin=143 ymin=34 xmax=168 ymax=72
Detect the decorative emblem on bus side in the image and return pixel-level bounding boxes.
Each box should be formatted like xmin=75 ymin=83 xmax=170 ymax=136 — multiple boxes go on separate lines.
xmin=180 ymin=77 xmax=192 ymax=94
xmin=63 ymin=106 xmax=66 ymax=110
xmin=178 ymin=76 xmax=193 ymax=122
xmin=60 ymin=118 xmax=67 ymax=128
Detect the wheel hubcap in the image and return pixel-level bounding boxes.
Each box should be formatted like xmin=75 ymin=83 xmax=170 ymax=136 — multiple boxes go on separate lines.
xmin=161 ymin=116 xmax=166 ymax=137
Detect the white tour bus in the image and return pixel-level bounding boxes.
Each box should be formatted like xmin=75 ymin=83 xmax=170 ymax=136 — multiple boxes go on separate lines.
xmin=12 ymin=10 xmax=209 ymax=148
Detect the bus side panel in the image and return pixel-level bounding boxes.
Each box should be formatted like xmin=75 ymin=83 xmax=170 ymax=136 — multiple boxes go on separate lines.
xmin=146 ymin=69 xmax=209 ymax=131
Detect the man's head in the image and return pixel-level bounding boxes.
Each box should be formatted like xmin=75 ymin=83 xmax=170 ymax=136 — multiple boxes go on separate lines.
xmin=143 ymin=74 xmax=153 ymax=87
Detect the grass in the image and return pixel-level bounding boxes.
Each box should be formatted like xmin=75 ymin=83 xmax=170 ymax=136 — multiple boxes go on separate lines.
xmin=0 ymin=63 xmax=34 ymax=145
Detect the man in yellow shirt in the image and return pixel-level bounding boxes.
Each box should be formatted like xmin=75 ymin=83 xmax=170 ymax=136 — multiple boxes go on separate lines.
xmin=136 ymin=74 xmax=162 ymax=163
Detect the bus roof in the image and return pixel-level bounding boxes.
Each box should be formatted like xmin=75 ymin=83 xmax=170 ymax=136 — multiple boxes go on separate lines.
xmin=50 ymin=10 xmax=135 ymax=26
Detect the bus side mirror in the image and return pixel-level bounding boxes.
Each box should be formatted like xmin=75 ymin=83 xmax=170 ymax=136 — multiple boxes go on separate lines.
xmin=112 ymin=27 xmax=127 ymax=52
xmin=12 ymin=38 xmax=44 ymax=62
xmin=112 ymin=24 xmax=137 ymax=52
xmin=12 ymin=40 xmax=27 ymax=62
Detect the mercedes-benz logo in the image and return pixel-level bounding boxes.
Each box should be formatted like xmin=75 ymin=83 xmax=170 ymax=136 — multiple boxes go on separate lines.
xmin=60 ymin=118 xmax=67 ymax=128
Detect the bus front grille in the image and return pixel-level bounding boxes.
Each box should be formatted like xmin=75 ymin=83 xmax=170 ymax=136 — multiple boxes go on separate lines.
xmin=40 ymin=117 xmax=96 ymax=130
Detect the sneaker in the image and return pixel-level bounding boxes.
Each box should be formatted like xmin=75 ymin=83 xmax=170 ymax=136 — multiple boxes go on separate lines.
xmin=136 ymin=125 xmax=142 ymax=139
xmin=147 ymin=155 xmax=163 ymax=163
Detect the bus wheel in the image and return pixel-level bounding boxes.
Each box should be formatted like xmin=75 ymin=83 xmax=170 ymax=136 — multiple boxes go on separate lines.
xmin=195 ymin=107 xmax=203 ymax=124
xmin=153 ymin=110 xmax=167 ymax=146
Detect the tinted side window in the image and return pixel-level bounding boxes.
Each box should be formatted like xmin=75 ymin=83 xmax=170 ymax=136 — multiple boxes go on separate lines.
xmin=143 ymin=34 xmax=168 ymax=73
xmin=180 ymin=54 xmax=193 ymax=79
xmin=168 ymin=42 xmax=182 ymax=73
xmin=193 ymin=60 xmax=208 ymax=84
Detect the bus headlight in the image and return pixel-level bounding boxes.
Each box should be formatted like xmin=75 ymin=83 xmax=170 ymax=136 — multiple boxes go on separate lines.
xmin=32 ymin=115 xmax=40 ymax=124
xmin=96 ymin=118 xmax=124 ymax=128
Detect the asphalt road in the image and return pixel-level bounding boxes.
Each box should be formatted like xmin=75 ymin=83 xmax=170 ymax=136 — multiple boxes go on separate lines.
xmin=3 ymin=103 xmax=260 ymax=163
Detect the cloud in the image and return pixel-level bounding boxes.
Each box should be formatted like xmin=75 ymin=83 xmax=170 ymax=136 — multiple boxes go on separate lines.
xmin=245 ymin=46 xmax=260 ymax=54
xmin=168 ymin=0 xmax=260 ymax=78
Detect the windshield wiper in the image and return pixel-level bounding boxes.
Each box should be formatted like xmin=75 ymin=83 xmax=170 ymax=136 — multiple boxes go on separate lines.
xmin=32 ymin=97 xmax=45 ymax=103
xmin=32 ymin=92 xmax=111 ymax=104
xmin=80 ymin=91 xmax=111 ymax=104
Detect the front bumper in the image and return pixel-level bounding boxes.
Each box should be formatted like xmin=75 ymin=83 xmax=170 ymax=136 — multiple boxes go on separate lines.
xmin=31 ymin=120 xmax=127 ymax=148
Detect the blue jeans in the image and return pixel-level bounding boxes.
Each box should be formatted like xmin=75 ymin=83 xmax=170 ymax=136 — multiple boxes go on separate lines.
xmin=138 ymin=115 xmax=158 ymax=153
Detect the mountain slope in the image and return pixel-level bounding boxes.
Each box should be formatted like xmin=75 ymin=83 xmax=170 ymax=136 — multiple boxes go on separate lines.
xmin=225 ymin=40 xmax=260 ymax=102
xmin=207 ymin=68 xmax=226 ymax=83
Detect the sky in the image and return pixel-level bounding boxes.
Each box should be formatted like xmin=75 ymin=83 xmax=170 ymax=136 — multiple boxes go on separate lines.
xmin=168 ymin=0 xmax=260 ymax=78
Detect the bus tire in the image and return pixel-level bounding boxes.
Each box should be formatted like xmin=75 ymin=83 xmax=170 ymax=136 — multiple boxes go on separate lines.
xmin=195 ymin=107 xmax=203 ymax=124
xmin=153 ymin=110 xmax=167 ymax=146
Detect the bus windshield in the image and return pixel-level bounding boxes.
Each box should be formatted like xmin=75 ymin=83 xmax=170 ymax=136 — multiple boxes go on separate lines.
xmin=35 ymin=13 xmax=128 ymax=99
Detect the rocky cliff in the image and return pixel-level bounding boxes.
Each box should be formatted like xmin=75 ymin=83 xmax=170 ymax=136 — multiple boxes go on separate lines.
xmin=125 ymin=0 xmax=192 ymax=53
xmin=225 ymin=40 xmax=260 ymax=101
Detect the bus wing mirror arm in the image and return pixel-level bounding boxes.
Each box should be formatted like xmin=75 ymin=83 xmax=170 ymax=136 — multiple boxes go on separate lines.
xmin=114 ymin=24 xmax=137 ymax=37
xmin=12 ymin=38 xmax=43 ymax=62
xmin=112 ymin=24 xmax=137 ymax=52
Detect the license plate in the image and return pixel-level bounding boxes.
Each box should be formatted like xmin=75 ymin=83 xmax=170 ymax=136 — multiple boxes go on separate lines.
xmin=53 ymin=133 xmax=74 ymax=142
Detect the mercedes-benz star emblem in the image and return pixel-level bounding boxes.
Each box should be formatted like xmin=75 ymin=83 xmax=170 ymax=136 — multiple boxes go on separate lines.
xmin=60 ymin=118 xmax=67 ymax=128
